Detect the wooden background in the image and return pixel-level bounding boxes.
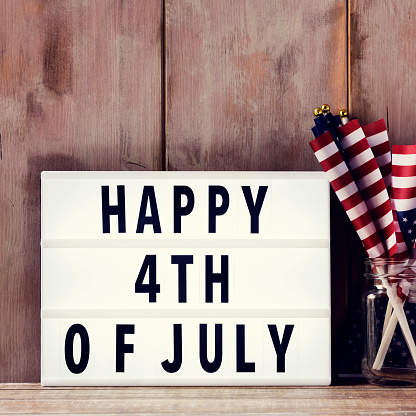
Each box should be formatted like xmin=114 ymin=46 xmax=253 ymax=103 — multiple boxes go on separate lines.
xmin=0 ymin=0 xmax=414 ymax=383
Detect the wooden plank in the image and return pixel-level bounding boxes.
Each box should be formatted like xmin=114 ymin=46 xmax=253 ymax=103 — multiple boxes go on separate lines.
xmin=0 ymin=0 xmax=162 ymax=382
xmin=349 ymin=0 xmax=416 ymax=141
xmin=1 ymin=384 xmax=416 ymax=414
xmin=165 ymin=0 xmax=347 ymax=171
xmin=166 ymin=0 xmax=350 ymax=378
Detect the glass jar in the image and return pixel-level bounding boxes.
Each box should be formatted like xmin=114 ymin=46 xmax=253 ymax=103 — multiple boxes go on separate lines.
xmin=362 ymin=258 xmax=416 ymax=386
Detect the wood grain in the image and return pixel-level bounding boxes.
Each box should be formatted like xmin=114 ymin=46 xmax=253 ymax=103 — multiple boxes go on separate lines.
xmin=0 ymin=383 xmax=415 ymax=415
xmin=0 ymin=0 xmax=162 ymax=382
xmin=166 ymin=0 xmax=350 ymax=378
xmin=3 ymin=0 xmax=408 ymax=384
xmin=165 ymin=0 xmax=347 ymax=171
xmin=349 ymin=0 xmax=416 ymax=142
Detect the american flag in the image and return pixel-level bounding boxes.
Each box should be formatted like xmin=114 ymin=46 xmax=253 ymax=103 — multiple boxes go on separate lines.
xmin=336 ymin=119 xmax=397 ymax=258
xmin=363 ymin=120 xmax=408 ymax=258
xmin=391 ymin=145 xmax=416 ymax=256
xmin=309 ymin=130 xmax=386 ymax=258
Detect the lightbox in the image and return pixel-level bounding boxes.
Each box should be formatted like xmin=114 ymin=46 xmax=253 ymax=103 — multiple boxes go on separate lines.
xmin=41 ymin=171 xmax=330 ymax=386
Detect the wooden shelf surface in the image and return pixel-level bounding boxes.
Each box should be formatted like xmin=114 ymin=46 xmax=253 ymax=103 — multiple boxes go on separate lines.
xmin=1 ymin=382 xmax=415 ymax=415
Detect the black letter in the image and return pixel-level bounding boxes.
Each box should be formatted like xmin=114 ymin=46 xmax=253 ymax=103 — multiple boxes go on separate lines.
xmin=101 ymin=185 xmax=126 ymax=233
xmin=268 ymin=324 xmax=294 ymax=373
xmin=241 ymin=186 xmax=268 ymax=233
xmin=236 ymin=324 xmax=255 ymax=372
xmin=205 ymin=255 xmax=229 ymax=303
xmin=65 ymin=324 xmax=90 ymax=374
xmin=208 ymin=186 xmax=229 ymax=233
xmin=174 ymin=186 xmax=195 ymax=233
xmin=161 ymin=324 xmax=182 ymax=373
xmin=171 ymin=255 xmax=193 ymax=303
xmin=116 ymin=324 xmax=135 ymax=372
xmin=200 ymin=324 xmax=223 ymax=373
xmin=136 ymin=186 xmax=161 ymax=233
xmin=135 ymin=255 xmax=160 ymax=303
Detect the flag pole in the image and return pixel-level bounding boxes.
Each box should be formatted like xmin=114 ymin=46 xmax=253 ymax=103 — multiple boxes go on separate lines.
xmin=314 ymin=107 xmax=323 ymax=116
xmin=339 ymin=109 xmax=349 ymax=125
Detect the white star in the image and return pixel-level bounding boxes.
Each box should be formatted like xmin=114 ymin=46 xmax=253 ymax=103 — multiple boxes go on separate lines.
xmin=348 ymin=340 xmax=353 ymax=345
xmin=414 ymin=220 xmax=416 ymax=225
xmin=410 ymin=319 xmax=415 ymax=324
xmin=408 ymin=229 xmax=413 ymax=234
xmin=397 ymin=341 xmax=402 ymax=346
xmin=403 ymin=217 xmax=408 ymax=222
xmin=406 ymin=310 xmax=411 ymax=315
xmin=402 ymin=351 xmax=408 ymax=357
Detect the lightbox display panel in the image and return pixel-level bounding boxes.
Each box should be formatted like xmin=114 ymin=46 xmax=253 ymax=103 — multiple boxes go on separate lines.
xmin=41 ymin=171 xmax=330 ymax=386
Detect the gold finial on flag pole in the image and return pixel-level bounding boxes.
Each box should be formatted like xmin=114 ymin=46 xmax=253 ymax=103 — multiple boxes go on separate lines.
xmin=339 ymin=109 xmax=349 ymax=125
xmin=314 ymin=107 xmax=323 ymax=116
xmin=321 ymin=104 xmax=330 ymax=114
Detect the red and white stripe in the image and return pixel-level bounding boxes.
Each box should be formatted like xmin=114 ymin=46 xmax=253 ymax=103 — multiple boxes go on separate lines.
xmin=362 ymin=119 xmax=392 ymax=194
xmin=363 ymin=120 xmax=407 ymax=258
xmin=337 ymin=119 xmax=397 ymax=258
xmin=391 ymin=145 xmax=416 ymax=257
xmin=310 ymin=130 xmax=385 ymax=258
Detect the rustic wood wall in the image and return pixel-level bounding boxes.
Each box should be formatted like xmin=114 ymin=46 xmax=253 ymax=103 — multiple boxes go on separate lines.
xmin=0 ymin=0 xmax=413 ymax=382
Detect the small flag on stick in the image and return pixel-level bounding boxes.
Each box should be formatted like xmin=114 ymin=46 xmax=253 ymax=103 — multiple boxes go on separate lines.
xmin=362 ymin=120 xmax=392 ymax=194
xmin=336 ymin=119 xmax=397 ymax=258
xmin=309 ymin=130 xmax=386 ymax=258
xmin=362 ymin=120 xmax=408 ymax=259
